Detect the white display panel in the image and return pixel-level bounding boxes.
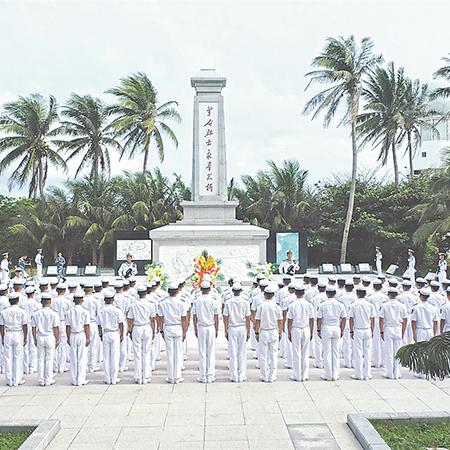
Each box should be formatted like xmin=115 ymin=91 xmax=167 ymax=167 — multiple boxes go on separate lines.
xmin=116 ymin=240 xmax=151 ymax=260
xmin=198 ymin=102 xmax=219 ymax=196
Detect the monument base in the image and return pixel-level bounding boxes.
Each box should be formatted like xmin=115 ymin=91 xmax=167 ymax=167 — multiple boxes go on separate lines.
xmin=150 ymin=222 xmax=269 ymax=281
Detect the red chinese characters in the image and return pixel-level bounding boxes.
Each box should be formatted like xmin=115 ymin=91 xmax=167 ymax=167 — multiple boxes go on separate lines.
xmin=204 ymin=105 xmax=214 ymax=193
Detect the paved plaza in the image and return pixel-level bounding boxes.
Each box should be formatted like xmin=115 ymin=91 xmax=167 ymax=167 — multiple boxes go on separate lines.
xmin=2 ymin=274 xmax=450 ymax=449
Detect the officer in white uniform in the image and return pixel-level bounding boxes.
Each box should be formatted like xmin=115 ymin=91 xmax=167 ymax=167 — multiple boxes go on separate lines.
xmin=127 ymin=284 xmax=156 ymax=384
xmin=65 ymin=291 xmax=90 ymax=386
xmin=279 ymin=250 xmax=300 ymax=276
xmin=31 ymin=293 xmax=60 ymax=386
xmin=438 ymin=253 xmax=448 ymax=284
xmin=310 ymin=282 xmax=327 ymax=369
xmin=281 ymin=282 xmax=297 ymax=369
xmin=251 ymin=279 xmax=268 ymax=368
xmin=113 ymin=281 xmax=130 ymax=372
xmin=405 ymin=249 xmax=416 ymax=285
xmin=157 ymin=283 xmax=188 ymax=384
xmin=375 ymin=247 xmax=383 ymax=275
xmin=440 ymin=287 xmax=450 ymax=333
xmin=397 ymin=280 xmax=418 ymax=345
xmin=51 ymin=284 xmax=71 ymax=373
xmin=20 ymin=286 xmax=40 ymax=374
xmin=223 ymin=282 xmax=251 ymax=382
xmin=317 ymin=286 xmax=346 ymax=381
xmin=339 ymin=281 xmax=357 ymax=368
xmin=118 ymin=253 xmax=138 ymax=280
xmin=379 ymin=287 xmax=407 ymax=379
xmin=255 ymin=283 xmax=283 ymax=382
xmin=34 ymin=249 xmax=43 ymax=281
xmin=287 ymin=284 xmax=313 ymax=382
xmin=82 ymin=282 xmax=102 ymax=373
xmin=0 ymin=293 xmax=27 ymax=386
xmin=97 ymin=290 xmax=125 ymax=385
xmin=349 ymin=287 xmax=375 ymax=380
xmin=1 ymin=253 xmax=10 ymax=283
xmin=193 ymin=281 xmax=219 ymax=383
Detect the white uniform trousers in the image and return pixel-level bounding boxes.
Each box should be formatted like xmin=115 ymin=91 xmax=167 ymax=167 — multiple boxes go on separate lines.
xmin=0 ymin=335 xmax=3 ymax=373
xmin=132 ymin=324 xmax=152 ymax=382
xmin=322 ymin=325 xmax=341 ymax=380
xmin=291 ymin=326 xmax=310 ymax=381
xmin=383 ymin=326 xmax=403 ymax=379
xmin=197 ymin=325 xmax=216 ymax=380
xmin=163 ymin=324 xmax=183 ymax=381
xmin=312 ymin=319 xmax=322 ymax=367
xmin=1 ymin=270 xmax=8 ymax=283
xmin=55 ymin=321 xmax=68 ymax=373
xmin=372 ymin=320 xmax=383 ymax=367
xmin=36 ymin=264 xmax=42 ymax=281
xmin=402 ymin=316 xmax=414 ymax=346
xmin=102 ymin=330 xmax=120 ymax=384
xmin=259 ymin=328 xmax=279 ymax=382
xmin=183 ymin=334 xmax=189 ymax=360
xmin=119 ymin=321 xmax=128 ymax=371
xmin=439 ymin=270 xmax=447 ymax=284
xmin=23 ymin=326 xmax=37 ymax=374
xmin=376 ymin=260 xmax=382 ymax=276
xmin=69 ymin=332 xmax=88 ymax=386
xmin=353 ymin=328 xmax=372 ymax=380
xmin=415 ymin=328 xmax=434 ymax=378
xmin=87 ymin=322 xmax=100 ymax=372
xmin=279 ymin=330 xmax=287 ymax=358
xmin=37 ymin=334 xmax=56 ymax=385
xmin=250 ymin=326 xmax=257 ymax=350
xmin=228 ymin=325 xmax=248 ymax=382
xmin=3 ymin=330 xmax=24 ymax=386
xmin=342 ymin=323 xmax=353 ymax=368
xmin=284 ymin=323 xmax=293 ymax=367
xmin=151 ymin=332 xmax=163 ymax=369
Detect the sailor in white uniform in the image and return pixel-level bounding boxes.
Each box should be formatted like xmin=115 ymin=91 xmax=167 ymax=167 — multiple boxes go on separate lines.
xmin=440 ymin=287 xmax=450 ymax=333
xmin=223 ymin=282 xmax=251 ymax=382
xmin=375 ymin=247 xmax=383 ymax=276
xmin=1 ymin=253 xmax=10 ymax=283
xmin=65 ymin=291 xmax=90 ymax=386
xmin=279 ymin=250 xmax=300 ymax=276
xmin=118 ymin=253 xmax=138 ymax=280
xmin=404 ymin=249 xmax=416 ymax=285
xmin=0 ymin=293 xmax=27 ymax=386
xmin=21 ymin=286 xmax=40 ymax=374
xmin=34 ymin=249 xmax=43 ymax=281
xmin=438 ymin=253 xmax=448 ymax=284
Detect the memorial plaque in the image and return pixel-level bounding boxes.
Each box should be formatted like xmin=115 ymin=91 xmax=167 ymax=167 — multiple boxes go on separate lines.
xmin=66 ymin=266 xmax=78 ymax=276
xmin=386 ymin=264 xmax=398 ymax=275
xmin=322 ymin=263 xmax=334 ymax=273
xmin=46 ymin=266 xmax=57 ymax=275
xmin=340 ymin=263 xmax=353 ymax=273
xmin=358 ymin=263 xmax=371 ymax=273
xmin=84 ymin=265 xmax=97 ymax=275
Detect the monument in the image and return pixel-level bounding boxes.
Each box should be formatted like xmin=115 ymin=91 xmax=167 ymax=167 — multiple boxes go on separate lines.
xmin=150 ymin=69 xmax=269 ymax=280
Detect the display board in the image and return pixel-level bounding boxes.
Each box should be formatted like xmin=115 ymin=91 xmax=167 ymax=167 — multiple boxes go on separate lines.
xmin=116 ymin=240 xmax=152 ymax=261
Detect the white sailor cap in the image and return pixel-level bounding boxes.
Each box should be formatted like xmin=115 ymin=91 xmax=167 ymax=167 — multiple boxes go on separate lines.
xmin=277 ymin=281 xmax=284 ymax=287
xmin=56 ymin=283 xmax=67 ymax=290
xmin=402 ymin=273 xmax=411 ymax=280
xmin=41 ymin=293 xmax=52 ymax=301
xmin=402 ymin=280 xmax=412 ymax=287
xmin=388 ymin=287 xmax=398 ymax=295
xmin=136 ymin=284 xmax=148 ymax=293
xmin=200 ymin=281 xmax=211 ymax=289
xmin=50 ymin=278 xmax=58 ymax=285
xmin=318 ymin=281 xmax=327 ymax=288
xmin=282 ymin=275 xmax=292 ymax=281
xmin=425 ymin=273 xmax=436 ymax=281
xmin=37 ymin=248 xmax=42 ymax=251
xmin=2 ymin=252 xmax=8 ymax=256
xmin=25 ymin=280 xmax=35 ymax=287
xmin=259 ymin=279 xmax=269 ymax=288
xmin=73 ymin=290 xmax=84 ymax=299
xmin=13 ymin=279 xmax=23 ymax=285
xmin=377 ymin=274 xmax=386 ymax=280
xmin=101 ymin=278 xmax=109 ymax=284
xmin=83 ymin=281 xmax=93 ymax=288
xmin=419 ymin=287 xmax=431 ymax=297
xmin=103 ymin=290 xmax=115 ymax=299
xmin=68 ymin=281 xmax=78 ymax=288
xmin=232 ymin=282 xmax=243 ymax=291
xmin=25 ymin=286 xmax=35 ymax=294
xmin=352 ymin=275 xmax=361 ymax=280
xmin=128 ymin=276 xmax=136 ymax=283
xmin=39 ymin=280 xmax=49 ymax=287
xmin=288 ymin=282 xmax=296 ymax=289
xmin=294 ymin=284 xmax=305 ymax=292
xmin=443 ymin=279 xmax=450 ymax=285
xmin=408 ymin=249 xmax=414 ymax=253
xmin=94 ymin=281 xmax=103 ymax=288
xmin=79 ymin=279 xmax=87 ymax=287
xmin=416 ymin=277 xmax=426 ymax=284
xmin=388 ymin=277 xmax=398 ymax=285
xmin=265 ymin=283 xmax=277 ymax=294
xmin=373 ymin=279 xmax=382 ymax=286
xmin=345 ymin=280 xmax=354 ymax=287
xmin=14 ymin=267 xmax=22 ymax=272
xmin=123 ymin=279 xmax=130 ymax=286
xmin=0 ymin=284 xmax=8 ymax=291
xmin=362 ymin=276 xmax=371 ymax=283
xmin=431 ymin=280 xmax=440 ymax=288
xmin=9 ymin=292 xmax=20 ymax=301
xmin=303 ymin=274 xmax=311 ymax=279
xmin=114 ymin=281 xmax=123 ymax=288
xmin=356 ymin=286 xmax=366 ymax=293
xmin=326 ymin=285 xmax=336 ymax=293
xmin=256 ymin=273 xmax=265 ymax=280
xmin=328 ymin=276 xmax=336 ymax=282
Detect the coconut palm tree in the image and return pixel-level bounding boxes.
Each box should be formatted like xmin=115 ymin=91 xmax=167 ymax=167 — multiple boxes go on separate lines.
xmin=430 ymin=54 xmax=450 ymax=100
xmin=303 ymin=36 xmax=382 ymax=263
xmin=357 ymin=62 xmax=403 ymax=184
xmin=0 ymin=94 xmax=66 ymax=198
xmin=106 ymin=72 xmax=181 ymax=173
xmin=55 ymin=93 xmax=122 ymax=179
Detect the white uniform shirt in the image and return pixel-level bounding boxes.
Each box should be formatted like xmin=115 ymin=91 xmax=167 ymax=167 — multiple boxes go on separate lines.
xmin=379 ymin=299 xmax=407 ymax=327
xmin=349 ymin=299 xmax=375 ymax=329
xmin=367 ymin=291 xmax=388 ymax=318
xmin=20 ymin=297 xmax=41 ymax=324
xmin=304 ymin=286 xmax=319 ymax=304
xmin=1 ymin=259 xmax=9 ymax=272
xmin=279 ymin=259 xmax=299 ymax=275
xmin=287 ymin=299 xmax=313 ymax=328
xmin=311 ymin=292 xmax=327 ymax=319
xmin=0 ymin=304 xmax=27 ymax=331
xmin=255 ymin=300 xmax=282 ymax=330
xmin=97 ymin=304 xmax=125 ymax=331
xmin=0 ymin=295 xmax=10 ymax=315
xmin=157 ymin=297 xmax=187 ymax=326
xmin=441 ymin=302 xmax=450 ymax=329
xmin=411 ymin=301 xmax=439 ymax=329
xmin=429 ymin=292 xmax=446 ymax=312
xmin=192 ymin=294 xmax=219 ymax=327
xmin=251 ymin=290 xmax=265 ymax=312
xmin=317 ymin=299 xmax=346 ymax=326
xmin=223 ymin=295 xmax=251 ymax=327
xmin=281 ymin=293 xmax=297 ymax=312
xmin=82 ymin=294 xmax=102 ymax=323
xmin=118 ymin=261 xmax=137 ymax=279
xmin=51 ymin=295 xmax=72 ymax=322
xmin=31 ymin=307 xmax=59 ymax=336
xmin=128 ymin=299 xmax=156 ymax=326
xmin=65 ymin=305 xmax=90 ymax=333
xmin=339 ymin=292 xmax=357 ymax=318
xmin=275 ymin=286 xmax=290 ymax=306
xmin=397 ymin=291 xmax=418 ymax=315
xmin=35 ymin=253 xmax=42 ymax=265
xmin=114 ymin=293 xmax=130 ymax=318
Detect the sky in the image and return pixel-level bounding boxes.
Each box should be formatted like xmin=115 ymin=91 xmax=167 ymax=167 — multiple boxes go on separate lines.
xmin=1 ymin=1 xmax=450 ymax=198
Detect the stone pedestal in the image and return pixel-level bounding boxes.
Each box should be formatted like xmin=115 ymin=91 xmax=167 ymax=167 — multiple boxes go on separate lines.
xmin=150 ymin=69 xmax=269 ymax=281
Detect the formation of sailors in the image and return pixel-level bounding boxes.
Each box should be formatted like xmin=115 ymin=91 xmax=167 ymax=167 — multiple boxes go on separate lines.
xmin=0 ymin=270 xmax=449 ymax=388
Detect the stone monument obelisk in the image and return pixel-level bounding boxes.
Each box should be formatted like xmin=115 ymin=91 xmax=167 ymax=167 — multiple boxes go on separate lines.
xmin=150 ymin=69 xmax=269 ymax=280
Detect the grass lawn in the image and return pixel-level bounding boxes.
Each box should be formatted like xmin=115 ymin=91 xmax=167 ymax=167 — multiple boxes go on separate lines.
xmin=0 ymin=429 xmax=33 ymax=450
xmin=370 ymin=420 xmax=450 ymax=450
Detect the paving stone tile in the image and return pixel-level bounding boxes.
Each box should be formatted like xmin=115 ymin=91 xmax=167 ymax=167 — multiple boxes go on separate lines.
xmin=248 ymin=440 xmax=294 ymax=450
xmin=71 ymin=426 xmax=121 ymax=445
xmin=11 ymin=404 xmax=58 ymax=420
xmin=204 ymin=441 xmax=249 ymax=450
xmin=244 ymin=413 xmax=285 ymax=425
xmin=246 ymin=424 xmax=290 ymax=440
xmin=45 ymin=428 xmax=78 ymax=450
xmin=283 ymin=412 xmax=325 ymax=424
xmin=50 ymin=404 xmax=96 ymax=428
xmin=205 ymin=425 xmax=248 ymax=441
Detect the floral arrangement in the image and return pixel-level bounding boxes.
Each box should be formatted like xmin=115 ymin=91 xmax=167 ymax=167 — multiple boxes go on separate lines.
xmin=190 ymin=250 xmax=224 ymax=289
xmin=246 ymin=261 xmax=277 ymax=279
xmin=144 ymin=262 xmax=168 ymax=290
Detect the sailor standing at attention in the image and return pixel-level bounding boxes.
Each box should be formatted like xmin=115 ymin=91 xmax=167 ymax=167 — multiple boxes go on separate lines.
xmin=255 ymin=283 xmax=283 ymax=383
xmin=279 ymin=250 xmax=300 ymax=276
xmin=438 ymin=253 xmax=448 ymax=284
xmin=405 ymin=249 xmax=416 ymax=285
xmin=374 ymin=247 xmax=383 ymax=276
xmin=1 ymin=253 xmax=10 ymax=283
xmin=193 ymin=281 xmax=219 ymax=383
xmin=118 ymin=253 xmax=138 ymax=280
xmin=223 ymin=282 xmax=251 ymax=382
xmin=34 ymin=249 xmax=43 ymax=282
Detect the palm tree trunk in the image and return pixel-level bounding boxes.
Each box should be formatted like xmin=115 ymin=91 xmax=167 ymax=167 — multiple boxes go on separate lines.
xmin=39 ymin=159 xmax=45 ymax=200
xmin=340 ymin=121 xmax=358 ymax=264
xmin=91 ymin=245 xmax=98 ymax=266
xmin=407 ymin=131 xmax=414 ymax=177
xmin=142 ymin=143 xmax=149 ymax=173
xmin=392 ymin=141 xmax=399 ymax=184
xmin=99 ymin=247 xmax=104 ymax=267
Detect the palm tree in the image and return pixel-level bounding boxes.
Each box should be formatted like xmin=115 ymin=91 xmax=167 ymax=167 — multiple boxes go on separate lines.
xmin=55 ymin=93 xmax=122 ymax=179
xmin=430 ymin=54 xmax=450 ymax=100
xmin=303 ymin=36 xmax=382 ymax=263
xmin=0 ymin=93 xmax=66 ymax=198
xmin=357 ymin=62 xmax=403 ymax=184
xmin=106 ymin=72 xmax=181 ymax=172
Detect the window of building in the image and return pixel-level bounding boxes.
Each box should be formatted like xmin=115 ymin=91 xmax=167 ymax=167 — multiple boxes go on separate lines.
xmin=422 ymin=152 xmax=427 ymax=158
